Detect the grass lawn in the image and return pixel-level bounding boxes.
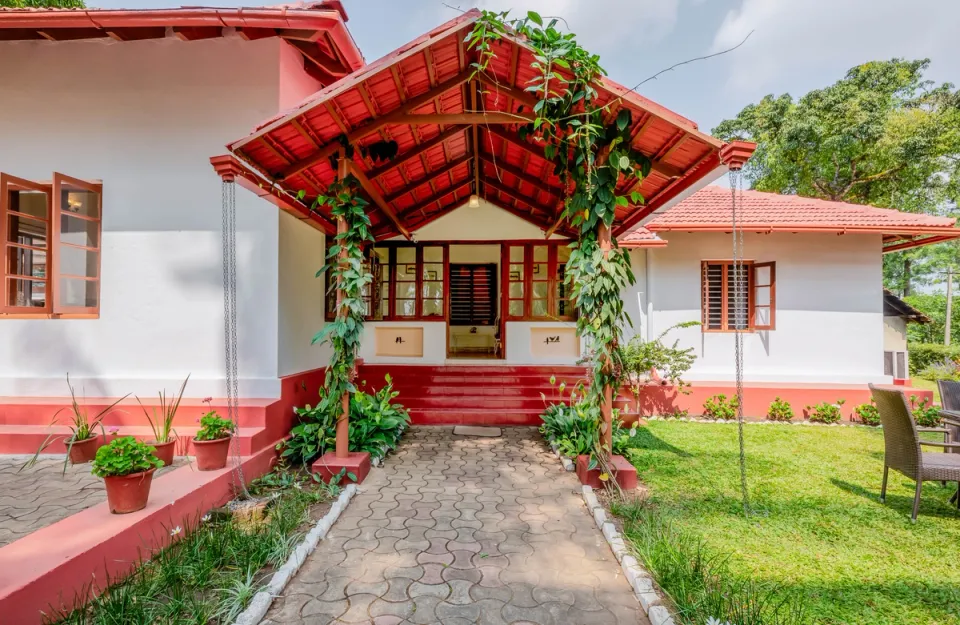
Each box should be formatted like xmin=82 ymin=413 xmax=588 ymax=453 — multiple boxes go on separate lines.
xmin=911 ymin=377 xmax=942 ymax=405
xmin=623 ymin=422 xmax=960 ymax=625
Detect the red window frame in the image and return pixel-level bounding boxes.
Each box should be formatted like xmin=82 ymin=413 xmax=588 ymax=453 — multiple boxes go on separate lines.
xmin=700 ymin=260 xmax=776 ymax=332
xmin=502 ymin=242 xmax=575 ymax=321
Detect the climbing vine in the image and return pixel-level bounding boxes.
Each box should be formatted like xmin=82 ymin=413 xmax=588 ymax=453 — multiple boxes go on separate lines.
xmin=311 ymin=175 xmax=374 ymax=430
xmin=467 ymin=11 xmax=650 ymax=449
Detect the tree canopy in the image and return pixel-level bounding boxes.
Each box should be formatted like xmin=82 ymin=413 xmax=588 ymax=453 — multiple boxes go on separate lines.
xmin=0 ymin=0 xmax=84 ymax=7
xmin=714 ymin=58 xmax=960 ymax=295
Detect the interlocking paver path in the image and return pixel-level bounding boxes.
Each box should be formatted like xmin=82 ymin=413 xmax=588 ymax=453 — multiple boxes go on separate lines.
xmin=0 ymin=456 xmax=183 ymax=547
xmin=265 ymin=426 xmax=646 ymax=625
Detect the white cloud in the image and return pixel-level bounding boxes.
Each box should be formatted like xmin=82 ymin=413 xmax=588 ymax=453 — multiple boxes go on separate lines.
xmin=445 ymin=0 xmax=681 ymax=52
xmin=712 ymin=0 xmax=960 ymax=97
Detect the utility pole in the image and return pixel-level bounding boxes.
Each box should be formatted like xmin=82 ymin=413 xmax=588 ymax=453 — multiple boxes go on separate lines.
xmin=946 ymin=269 xmax=955 ymax=346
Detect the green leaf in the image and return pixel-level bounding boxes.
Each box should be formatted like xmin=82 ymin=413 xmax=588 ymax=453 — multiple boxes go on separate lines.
xmin=616 ymin=109 xmax=630 ymax=132
xmin=527 ymin=10 xmax=543 ymax=26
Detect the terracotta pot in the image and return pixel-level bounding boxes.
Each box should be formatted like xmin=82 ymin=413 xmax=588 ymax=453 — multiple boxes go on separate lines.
xmin=148 ymin=439 xmax=176 ymax=467
xmin=193 ymin=436 xmax=231 ymax=471
xmin=103 ymin=468 xmax=156 ymax=514
xmin=67 ymin=436 xmax=100 ymax=464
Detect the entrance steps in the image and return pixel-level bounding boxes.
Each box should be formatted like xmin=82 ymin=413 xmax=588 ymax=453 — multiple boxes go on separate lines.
xmin=357 ymin=364 xmax=589 ymax=426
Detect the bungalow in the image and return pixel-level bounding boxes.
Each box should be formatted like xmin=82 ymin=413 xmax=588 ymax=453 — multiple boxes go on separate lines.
xmin=0 ymin=3 xmax=957 ymax=448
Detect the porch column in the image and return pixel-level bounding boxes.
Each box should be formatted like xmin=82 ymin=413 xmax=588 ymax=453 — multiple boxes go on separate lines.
xmin=598 ymin=222 xmax=613 ymax=453
xmin=335 ymin=153 xmax=351 ymax=459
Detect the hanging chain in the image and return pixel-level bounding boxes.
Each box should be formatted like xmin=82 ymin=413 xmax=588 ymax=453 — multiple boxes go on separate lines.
xmin=729 ymin=170 xmax=750 ymax=516
xmin=221 ymin=179 xmax=250 ymax=498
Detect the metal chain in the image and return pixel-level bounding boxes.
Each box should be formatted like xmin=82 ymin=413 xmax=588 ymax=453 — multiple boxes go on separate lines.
xmin=221 ymin=179 xmax=249 ymax=498
xmin=729 ymin=170 xmax=750 ymax=516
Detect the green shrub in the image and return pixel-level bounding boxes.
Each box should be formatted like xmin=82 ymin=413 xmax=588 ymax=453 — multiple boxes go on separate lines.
xmin=92 ymin=437 xmax=163 ymax=478
xmin=283 ymin=375 xmax=410 ymax=464
xmin=909 ymin=395 xmax=941 ymax=427
xmin=767 ymin=397 xmax=794 ymax=422
xmin=918 ymin=359 xmax=960 ymax=382
xmin=540 ymin=400 xmax=637 ymax=458
xmin=702 ymin=394 xmax=739 ymax=420
xmin=805 ymin=399 xmax=845 ymax=424
xmin=908 ymin=343 xmax=960 ymax=375
xmin=195 ymin=411 xmax=236 ymax=441
xmin=854 ymin=401 xmax=881 ymax=426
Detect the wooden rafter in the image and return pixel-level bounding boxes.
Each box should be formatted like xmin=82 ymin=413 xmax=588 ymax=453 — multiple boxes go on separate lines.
xmin=390 ymin=112 xmax=534 ymax=126
xmin=384 ymin=154 xmax=472 ymax=204
xmin=393 ymin=179 xmax=473 ymax=222
xmin=475 ymin=72 xmax=539 ymax=111
xmin=479 ymin=153 xmax=561 ymax=200
xmin=279 ymin=68 xmax=474 ymax=181
xmin=483 ymin=177 xmax=552 ymax=214
xmin=343 ymin=160 xmax=412 ymax=240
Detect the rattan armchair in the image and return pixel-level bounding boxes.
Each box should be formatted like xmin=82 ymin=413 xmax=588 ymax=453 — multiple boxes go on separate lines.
xmin=869 ymin=385 xmax=960 ymax=522
xmin=939 ymin=380 xmax=960 ymax=454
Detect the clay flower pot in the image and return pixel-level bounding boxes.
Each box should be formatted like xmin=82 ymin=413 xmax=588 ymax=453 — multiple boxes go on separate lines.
xmin=193 ymin=436 xmax=231 ymax=471
xmin=68 ymin=436 xmax=100 ymax=464
xmin=148 ymin=439 xmax=177 ymax=467
xmin=103 ymin=468 xmax=156 ymax=514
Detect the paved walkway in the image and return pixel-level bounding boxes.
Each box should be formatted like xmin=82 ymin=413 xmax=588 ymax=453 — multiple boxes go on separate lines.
xmin=265 ymin=427 xmax=646 ymax=625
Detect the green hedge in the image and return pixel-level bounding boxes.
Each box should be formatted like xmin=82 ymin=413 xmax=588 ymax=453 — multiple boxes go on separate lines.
xmin=909 ymin=343 xmax=960 ymax=375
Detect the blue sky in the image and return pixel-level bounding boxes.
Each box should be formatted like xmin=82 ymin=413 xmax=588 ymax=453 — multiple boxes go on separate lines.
xmin=91 ymin=0 xmax=960 ymax=136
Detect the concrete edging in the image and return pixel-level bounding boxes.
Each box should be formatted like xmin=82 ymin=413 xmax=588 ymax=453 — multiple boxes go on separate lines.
xmin=231 ymin=483 xmax=359 ymax=625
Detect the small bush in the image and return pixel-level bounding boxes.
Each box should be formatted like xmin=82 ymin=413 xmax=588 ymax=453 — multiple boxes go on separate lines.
xmin=92 ymin=437 xmax=163 ymax=478
xmin=805 ymin=399 xmax=845 ymax=424
xmin=767 ymin=397 xmax=794 ymax=422
xmin=909 ymin=395 xmax=942 ymax=427
xmin=702 ymin=394 xmax=739 ymax=420
xmin=908 ymin=343 xmax=960 ymax=375
xmin=195 ymin=411 xmax=236 ymax=441
xmin=854 ymin=401 xmax=881 ymax=426
xmin=918 ymin=359 xmax=960 ymax=382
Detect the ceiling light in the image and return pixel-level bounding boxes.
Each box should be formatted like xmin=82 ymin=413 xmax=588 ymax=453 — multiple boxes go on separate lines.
xmin=468 ymin=194 xmax=480 ymax=208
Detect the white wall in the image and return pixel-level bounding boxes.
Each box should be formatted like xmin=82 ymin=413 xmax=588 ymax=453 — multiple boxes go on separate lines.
xmin=629 ymin=232 xmax=888 ymax=384
xmin=0 ymin=36 xmax=297 ymax=398
xmin=405 ymin=199 xmax=565 ymax=241
xmin=505 ymin=321 xmax=584 ymax=364
xmin=278 ymin=211 xmax=330 ymax=377
xmin=358 ymin=322 xmax=447 ymax=364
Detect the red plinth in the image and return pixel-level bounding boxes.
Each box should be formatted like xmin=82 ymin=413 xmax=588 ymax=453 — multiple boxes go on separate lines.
xmin=311 ymin=451 xmax=371 ymax=485
xmin=576 ymin=454 xmax=638 ymax=490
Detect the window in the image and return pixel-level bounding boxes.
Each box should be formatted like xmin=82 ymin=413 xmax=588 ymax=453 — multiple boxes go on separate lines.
xmin=0 ymin=172 xmax=101 ymax=317
xmin=503 ymin=243 xmax=575 ymax=321
xmin=325 ymin=243 xmax=447 ymax=321
xmin=884 ymin=351 xmax=907 ymax=379
xmin=700 ymin=260 xmax=775 ymax=332
xmin=450 ymin=264 xmax=496 ymax=326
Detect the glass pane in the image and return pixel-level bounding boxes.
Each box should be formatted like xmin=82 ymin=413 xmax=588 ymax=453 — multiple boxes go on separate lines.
xmin=380 ymin=299 xmax=389 ymax=318
xmin=396 ymin=247 xmax=415 ymax=264
xmin=381 ymin=283 xmax=390 ymax=299
xmin=558 ymin=299 xmax=571 ymax=317
xmin=422 ymin=282 xmax=444 ymax=298
xmin=423 ymin=298 xmax=443 ymax=316
xmin=508 ymin=283 xmax=524 ymax=298
xmin=7 ymin=278 xmax=46 ymax=307
xmin=395 ymin=299 xmax=415 ymax=317
xmin=508 ymin=263 xmax=524 ymax=280
xmin=60 ymin=246 xmax=98 ymax=278
xmin=395 ymin=282 xmax=416 ymax=299
xmin=532 ymin=282 xmax=548 ymax=298
xmin=755 ymin=265 xmax=771 ymax=285
xmin=372 ymin=247 xmax=389 ymax=263
xmin=380 ymin=265 xmax=391 ymax=281
xmin=8 ymin=214 xmax=48 ymax=244
xmin=396 ymin=263 xmax=417 ymax=281
xmin=423 ymin=246 xmax=443 ymax=263
xmin=509 ymin=300 xmax=524 ymax=316
xmin=532 ymin=299 xmax=548 ymax=317
xmin=755 ymin=307 xmax=770 ymax=326
xmin=532 ymin=263 xmax=547 ymax=278
xmin=755 ymin=287 xmax=771 ymax=306
xmin=61 ymin=188 xmax=99 ymax=218
xmin=61 ymin=214 xmax=99 ymax=248
xmin=509 ymin=246 xmax=524 ymax=263
xmin=7 ymin=246 xmax=47 ymax=279
xmin=59 ymin=277 xmax=97 ymax=308
xmin=9 ymin=189 xmax=47 ymax=220
xmin=422 ymin=263 xmax=442 ymax=281
xmin=533 ymin=245 xmax=548 ymax=262
xmin=557 ymin=245 xmax=571 ymax=263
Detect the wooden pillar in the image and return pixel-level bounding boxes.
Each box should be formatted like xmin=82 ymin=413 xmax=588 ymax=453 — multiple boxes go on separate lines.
xmin=598 ymin=222 xmax=613 ymax=454
xmin=335 ymin=152 xmax=351 ymax=459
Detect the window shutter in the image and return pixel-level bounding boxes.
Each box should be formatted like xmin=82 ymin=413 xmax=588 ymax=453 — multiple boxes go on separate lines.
xmin=52 ymin=173 xmax=101 ymax=315
xmin=450 ymin=264 xmax=495 ymax=326
xmin=752 ymin=261 xmax=775 ymax=330
xmin=701 ymin=262 xmax=723 ymax=330
xmin=1 ymin=174 xmax=52 ymax=314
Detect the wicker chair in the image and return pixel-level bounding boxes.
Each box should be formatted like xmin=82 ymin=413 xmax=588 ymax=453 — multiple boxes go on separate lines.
xmin=869 ymin=385 xmax=960 ymax=521
xmin=939 ymin=380 xmax=960 ymax=457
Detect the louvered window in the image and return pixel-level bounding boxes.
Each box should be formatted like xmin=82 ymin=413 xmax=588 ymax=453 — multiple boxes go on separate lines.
xmin=450 ymin=264 xmax=495 ymax=326
xmin=701 ymin=261 xmax=776 ymax=332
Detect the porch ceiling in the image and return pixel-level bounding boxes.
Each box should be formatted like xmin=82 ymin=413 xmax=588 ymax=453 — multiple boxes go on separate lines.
xmin=227 ymin=9 xmax=747 ymax=241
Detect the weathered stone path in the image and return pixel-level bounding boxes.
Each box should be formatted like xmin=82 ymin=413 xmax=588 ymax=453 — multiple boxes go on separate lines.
xmin=264 ymin=426 xmax=646 ymax=625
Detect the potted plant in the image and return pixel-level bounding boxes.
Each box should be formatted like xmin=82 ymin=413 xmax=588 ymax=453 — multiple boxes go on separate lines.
xmin=21 ymin=375 xmax=128 ymax=471
xmin=192 ymin=410 xmax=236 ymax=471
xmin=92 ymin=436 xmax=163 ymax=514
xmin=138 ymin=375 xmax=189 ymax=466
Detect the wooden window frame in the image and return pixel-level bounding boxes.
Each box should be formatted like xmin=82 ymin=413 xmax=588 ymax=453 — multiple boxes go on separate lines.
xmin=0 ymin=172 xmax=101 ymax=319
xmin=503 ymin=242 xmax=576 ymax=322
xmin=701 ymin=260 xmax=778 ymax=333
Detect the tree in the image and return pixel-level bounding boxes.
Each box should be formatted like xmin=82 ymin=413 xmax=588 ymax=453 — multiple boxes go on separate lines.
xmin=0 ymin=0 xmax=85 ymax=7
xmin=714 ymin=59 xmax=960 ymax=294
xmin=904 ymin=292 xmax=960 ymax=346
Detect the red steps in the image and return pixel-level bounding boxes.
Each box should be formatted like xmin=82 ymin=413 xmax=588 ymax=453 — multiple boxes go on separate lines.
xmin=358 ymin=364 xmax=587 ymax=426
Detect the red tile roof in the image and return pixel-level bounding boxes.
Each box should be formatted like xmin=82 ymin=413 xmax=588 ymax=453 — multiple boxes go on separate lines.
xmin=619 ymin=186 xmax=959 ymax=251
